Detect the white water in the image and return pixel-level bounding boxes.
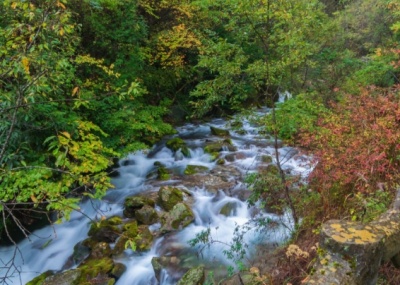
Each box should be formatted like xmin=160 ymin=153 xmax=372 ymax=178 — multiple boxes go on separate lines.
xmin=0 ymin=112 xmax=313 ymax=285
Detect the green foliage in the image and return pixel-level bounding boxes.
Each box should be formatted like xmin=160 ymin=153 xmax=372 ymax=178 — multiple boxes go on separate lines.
xmin=262 ymin=93 xmax=329 ymax=142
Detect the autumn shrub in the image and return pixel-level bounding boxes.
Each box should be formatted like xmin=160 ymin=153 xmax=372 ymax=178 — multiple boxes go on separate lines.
xmin=301 ymin=86 xmax=400 ymax=218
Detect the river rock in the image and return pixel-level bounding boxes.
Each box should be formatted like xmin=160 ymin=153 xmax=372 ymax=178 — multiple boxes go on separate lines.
xmin=88 ymin=216 xmax=122 ymax=243
xmin=158 ymin=186 xmax=184 ymax=211
xmin=166 ymin=137 xmax=190 ymax=157
xmin=111 ymin=262 xmax=126 ymax=279
xmin=136 ymin=225 xmax=154 ymax=250
xmin=177 ymin=265 xmax=205 ymax=285
xmin=135 ymin=205 xmax=158 ymax=225
xmin=123 ymin=196 xmax=155 ymax=218
xmin=76 ymin=257 xmax=115 ymax=284
xmin=161 ymin=203 xmax=195 ymax=233
xmin=204 ymin=139 xmax=237 ymax=154
xmin=89 ymin=242 xmax=112 ymax=259
xmin=152 ymin=256 xmax=181 ymax=282
xmin=184 ymin=164 xmax=209 ymax=175
xmin=41 ymin=270 xmax=81 ymax=285
xmin=210 ymin=126 xmax=230 ymax=136
xmin=26 ymin=270 xmax=54 ymax=285
xmin=220 ymin=272 xmax=255 ymax=285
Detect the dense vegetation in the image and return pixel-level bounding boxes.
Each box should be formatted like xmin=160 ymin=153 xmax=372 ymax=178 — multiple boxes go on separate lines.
xmin=1 ymin=0 xmax=400 ymax=283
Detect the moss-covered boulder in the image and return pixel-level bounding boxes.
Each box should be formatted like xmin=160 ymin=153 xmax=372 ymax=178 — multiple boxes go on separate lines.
xmin=151 ymin=256 xmax=181 ymax=282
xmin=76 ymin=257 xmax=115 ymax=284
xmin=157 ymin=165 xmax=171 ymax=180
xmin=40 ymin=270 xmax=81 ymax=285
xmin=177 ymin=265 xmax=205 ymax=285
xmin=123 ymin=196 xmax=155 ymax=218
xmin=123 ymin=220 xmax=139 ymax=237
xmin=166 ymin=137 xmax=190 ymax=157
xmin=89 ymin=242 xmax=112 ymax=259
xmin=210 ymin=126 xmax=230 ymax=137
xmin=219 ymin=202 xmax=238 ymax=216
xmin=204 ymin=139 xmax=237 ymax=154
xmin=26 ymin=270 xmax=54 ymax=285
xmin=158 ymin=186 xmax=184 ymax=211
xmin=88 ymin=217 xmax=122 ymax=243
xmin=184 ymin=165 xmax=209 ymax=175
xmin=136 ymin=225 xmax=154 ymax=251
xmin=111 ymin=263 xmax=126 ymax=279
xmin=135 ymin=205 xmax=159 ymax=225
xmin=161 ymin=203 xmax=195 ymax=232
xmin=261 ymin=155 xmax=273 ymax=163
xmin=113 ymin=223 xmax=153 ymax=255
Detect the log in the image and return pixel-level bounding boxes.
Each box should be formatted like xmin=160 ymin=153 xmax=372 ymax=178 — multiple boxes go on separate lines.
xmin=303 ymin=189 xmax=400 ymax=285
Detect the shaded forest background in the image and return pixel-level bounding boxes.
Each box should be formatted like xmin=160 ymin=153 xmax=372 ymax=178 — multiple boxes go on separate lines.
xmin=1 ymin=0 xmax=400 ymax=283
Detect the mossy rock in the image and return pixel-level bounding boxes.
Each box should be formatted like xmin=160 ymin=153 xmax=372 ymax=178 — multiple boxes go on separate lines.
xmin=210 ymin=126 xmax=230 ymax=137
xmin=110 ymin=263 xmax=126 ymax=279
xmin=219 ymin=202 xmax=238 ymax=216
xmin=261 ymin=155 xmax=273 ymax=163
xmin=77 ymin=257 xmax=115 ymax=284
xmin=184 ymin=165 xmax=209 ymax=175
xmin=123 ymin=196 xmax=155 ymax=218
xmin=230 ymin=121 xmax=243 ymax=128
xmin=166 ymin=137 xmax=190 ymax=157
xmin=158 ymin=186 xmax=184 ymax=211
xmin=157 ymin=166 xmax=171 ymax=181
xmin=135 ymin=205 xmax=159 ymax=225
xmin=162 ymin=202 xmax=195 ymax=232
xmin=89 ymin=242 xmax=112 ymax=259
xmin=216 ymin=158 xmax=225 ymax=165
xmin=265 ymin=164 xmax=279 ymax=175
xmin=71 ymin=242 xmax=90 ymax=265
xmin=208 ymin=152 xmax=220 ymax=162
xmin=177 ymin=265 xmax=205 ymax=285
xmin=204 ymin=140 xmax=237 ymax=154
xmin=88 ymin=217 xmax=122 ymax=243
xmin=26 ymin=270 xmax=54 ymax=285
xmin=123 ymin=220 xmax=139 ymax=238
xmin=42 ymin=270 xmax=82 ymax=285
xmin=136 ymin=225 xmax=154 ymax=251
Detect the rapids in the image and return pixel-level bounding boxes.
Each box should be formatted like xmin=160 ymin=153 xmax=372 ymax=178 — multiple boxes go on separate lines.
xmin=0 ymin=111 xmax=313 ymax=284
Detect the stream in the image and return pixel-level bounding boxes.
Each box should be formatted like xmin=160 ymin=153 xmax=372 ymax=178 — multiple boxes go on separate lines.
xmin=0 ymin=109 xmax=313 ymax=284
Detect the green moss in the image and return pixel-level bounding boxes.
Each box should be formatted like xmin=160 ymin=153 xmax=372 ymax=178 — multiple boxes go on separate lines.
xmin=158 ymin=166 xmax=171 ymax=180
xmin=210 ymin=126 xmax=230 ymax=136
xmin=166 ymin=137 xmax=190 ymax=157
xmin=76 ymin=257 xmax=114 ymax=284
xmin=26 ymin=270 xmax=53 ymax=285
xmin=158 ymin=186 xmax=184 ymax=211
xmin=184 ymin=165 xmax=209 ymax=175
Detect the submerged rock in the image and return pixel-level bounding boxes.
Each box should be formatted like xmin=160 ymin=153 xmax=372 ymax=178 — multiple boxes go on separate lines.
xmin=177 ymin=265 xmax=205 ymax=285
xmin=158 ymin=186 xmax=184 ymax=211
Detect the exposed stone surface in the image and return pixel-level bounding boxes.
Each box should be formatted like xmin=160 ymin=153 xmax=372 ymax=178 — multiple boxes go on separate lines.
xmin=123 ymin=196 xmax=155 ymax=218
xmin=42 ymin=270 xmax=81 ymax=285
xmin=135 ymin=205 xmax=159 ymax=225
xmin=184 ymin=164 xmax=209 ymax=175
xmin=210 ymin=126 xmax=230 ymax=136
xmin=177 ymin=265 xmax=205 ymax=285
xmin=158 ymin=186 xmax=184 ymax=211
xmin=304 ymin=188 xmax=400 ymax=285
xmin=166 ymin=137 xmax=190 ymax=157
xmin=161 ymin=202 xmax=195 ymax=233
xmin=88 ymin=217 xmax=122 ymax=243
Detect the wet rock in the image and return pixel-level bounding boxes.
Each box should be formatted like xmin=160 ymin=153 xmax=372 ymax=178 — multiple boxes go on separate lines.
xmin=158 ymin=186 xmax=184 ymax=211
xmin=77 ymin=257 xmax=115 ymax=284
xmin=152 ymin=256 xmax=181 ymax=282
xmin=89 ymin=242 xmax=112 ymax=259
xmin=158 ymin=165 xmax=171 ymax=180
xmin=113 ymin=224 xmax=153 ymax=254
xmin=204 ymin=139 xmax=237 ymax=154
xmin=177 ymin=265 xmax=205 ymax=285
xmin=166 ymin=137 xmax=190 ymax=157
xmin=184 ymin=165 xmax=209 ymax=175
xmin=26 ymin=270 xmax=54 ymax=285
xmin=123 ymin=196 xmax=155 ymax=218
xmin=41 ymin=270 xmax=81 ymax=285
xmin=219 ymin=202 xmax=238 ymax=216
xmin=220 ymin=272 xmax=255 ymax=285
xmin=261 ymin=155 xmax=273 ymax=163
xmin=88 ymin=217 xmax=122 ymax=243
xmin=135 ymin=205 xmax=159 ymax=225
xmin=210 ymin=126 xmax=230 ymax=136
xmin=111 ymin=262 xmax=126 ymax=279
xmin=136 ymin=225 xmax=154 ymax=250
xmin=161 ymin=203 xmax=195 ymax=232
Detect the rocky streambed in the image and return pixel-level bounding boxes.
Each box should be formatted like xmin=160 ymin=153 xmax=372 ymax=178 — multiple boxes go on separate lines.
xmin=1 ymin=112 xmax=313 ymax=285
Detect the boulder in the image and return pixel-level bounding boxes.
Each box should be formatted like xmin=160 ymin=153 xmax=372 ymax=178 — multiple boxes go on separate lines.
xmin=88 ymin=217 xmax=122 ymax=243
xmin=111 ymin=263 xmax=126 ymax=279
xmin=76 ymin=257 xmax=115 ymax=284
xmin=166 ymin=137 xmax=190 ymax=157
xmin=135 ymin=205 xmax=159 ymax=225
xmin=161 ymin=203 xmax=195 ymax=233
xmin=184 ymin=165 xmax=209 ymax=175
xmin=177 ymin=265 xmax=205 ymax=285
xmin=210 ymin=126 xmax=230 ymax=137
xmin=304 ymin=188 xmax=400 ymax=285
xmin=158 ymin=186 xmax=184 ymax=211
xmin=152 ymin=256 xmax=181 ymax=283
xmin=204 ymin=139 xmax=237 ymax=154
xmin=26 ymin=271 xmax=54 ymax=285
xmin=42 ymin=270 xmax=81 ymax=285
xmin=123 ymin=196 xmax=155 ymax=218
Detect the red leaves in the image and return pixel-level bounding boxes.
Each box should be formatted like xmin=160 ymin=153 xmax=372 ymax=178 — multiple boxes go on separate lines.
xmin=301 ymin=88 xmax=400 ymax=194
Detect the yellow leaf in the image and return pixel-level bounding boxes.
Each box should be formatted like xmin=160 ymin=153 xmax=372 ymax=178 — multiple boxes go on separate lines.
xmin=71 ymin=86 xmax=79 ymax=96
xmin=57 ymin=1 xmax=66 ymax=9
xmin=11 ymin=2 xmax=17 ymax=9
xmin=59 ymin=28 xmax=64 ymax=36
xmin=60 ymin=131 xmax=71 ymax=139
xmin=31 ymin=195 xmax=38 ymax=203
xmin=21 ymin=57 xmax=30 ymax=74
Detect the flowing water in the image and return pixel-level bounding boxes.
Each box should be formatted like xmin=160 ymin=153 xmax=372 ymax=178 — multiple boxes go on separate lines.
xmin=0 ymin=111 xmax=313 ymax=284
